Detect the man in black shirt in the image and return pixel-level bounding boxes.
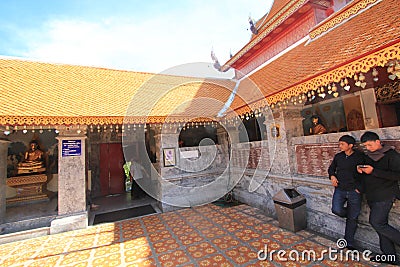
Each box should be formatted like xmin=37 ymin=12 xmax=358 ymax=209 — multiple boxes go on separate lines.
xmin=358 ymin=131 xmax=400 ymax=265
xmin=328 ymin=135 xmax=363 ymax=249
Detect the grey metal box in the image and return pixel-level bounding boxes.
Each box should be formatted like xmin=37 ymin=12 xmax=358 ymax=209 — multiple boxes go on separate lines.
xmin=273 ymin=188 xmax=307 ymax=232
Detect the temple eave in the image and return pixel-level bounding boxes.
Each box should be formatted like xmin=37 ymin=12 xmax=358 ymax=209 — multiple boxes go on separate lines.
xmin=0 ymin=115 xmax=219 ymax=127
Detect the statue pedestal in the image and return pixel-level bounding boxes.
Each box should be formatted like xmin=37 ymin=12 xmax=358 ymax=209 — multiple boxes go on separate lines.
xmin=6 ymin=174 xmax=50 ymax=205
xmin=17 ymin=167 xmax=46 ymax=175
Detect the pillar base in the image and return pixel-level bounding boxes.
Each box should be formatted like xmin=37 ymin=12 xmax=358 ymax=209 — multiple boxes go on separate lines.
xmin=50 ymin=212 xmax=88 ymax=235
xmin=157 ymin=201 xmax=182 ymax=213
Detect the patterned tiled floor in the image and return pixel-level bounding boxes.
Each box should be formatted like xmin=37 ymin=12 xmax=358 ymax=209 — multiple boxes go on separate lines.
xmin=0 ymin=204 xmax=383 ymax=266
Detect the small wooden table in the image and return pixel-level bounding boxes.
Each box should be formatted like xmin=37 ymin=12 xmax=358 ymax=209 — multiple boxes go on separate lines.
xmin=6 ymin=174 xmax=49 ymax=205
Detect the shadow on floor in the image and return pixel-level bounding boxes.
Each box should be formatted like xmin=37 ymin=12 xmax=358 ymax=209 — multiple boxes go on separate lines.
xmin=88 ymin=193 xmax=159 ymax=225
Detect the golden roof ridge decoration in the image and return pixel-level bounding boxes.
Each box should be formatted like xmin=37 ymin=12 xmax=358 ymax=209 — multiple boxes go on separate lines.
xmin=231 ymin=40 xmax=400 ymax=116
xmin=309 ymin=0 xmax=381 ymax=40
xmin=222 ymin=0 xmax=308 ymax=70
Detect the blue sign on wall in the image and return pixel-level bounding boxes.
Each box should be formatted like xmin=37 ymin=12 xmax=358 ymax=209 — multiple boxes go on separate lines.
xmin=62 ymin=140 xmax=82 ymax=157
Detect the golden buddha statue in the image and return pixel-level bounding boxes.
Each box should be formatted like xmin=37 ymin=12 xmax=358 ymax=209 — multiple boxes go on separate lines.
xmin=17 ymin=140 xmax=46 ymax=174
xmin=309 ymin=115 xmax=327 ymax=135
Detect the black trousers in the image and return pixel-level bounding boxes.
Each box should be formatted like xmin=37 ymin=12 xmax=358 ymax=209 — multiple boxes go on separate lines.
xmin=368 ymin=199 xmax=400 ymax=260
xmin=131 ymin=179 xmax=146 ymax=199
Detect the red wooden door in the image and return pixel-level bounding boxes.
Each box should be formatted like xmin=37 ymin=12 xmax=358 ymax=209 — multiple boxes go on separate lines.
xmin=99 ymin=143 xmax=125 ymax=196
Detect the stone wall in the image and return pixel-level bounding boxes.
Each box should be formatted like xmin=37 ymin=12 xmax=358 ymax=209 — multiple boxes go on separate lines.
xmin=157 ymin=145 xmax=229 ymax=212
xmin=233 ymin=125 xmax=400 ymax=254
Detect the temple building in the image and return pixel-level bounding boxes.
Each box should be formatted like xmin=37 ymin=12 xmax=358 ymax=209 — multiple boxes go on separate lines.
xmin=0 ymin=0 xmax=399 ymax=255
xmin=219 ymin=0 xmax=400 ymax=253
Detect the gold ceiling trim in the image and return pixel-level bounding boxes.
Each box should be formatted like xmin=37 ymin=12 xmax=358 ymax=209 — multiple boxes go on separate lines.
xmin=375 ymin=81 xmax=400 ymax=103
xmin=310 ymin=0 xmax=381 ymax=40
xmin=0 ymin=116 xmax=216 ymax=126
xmin=232 ymin=41 xmax=400 ymax=116
xmin=0 ymin=116 xmax=125 ymax=126
xmin=223 ymin=0 xmax=308 ymax=70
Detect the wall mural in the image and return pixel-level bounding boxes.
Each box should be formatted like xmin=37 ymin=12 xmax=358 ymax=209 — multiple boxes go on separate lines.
xmin=342 ymin=95 xmax=365 ymax=131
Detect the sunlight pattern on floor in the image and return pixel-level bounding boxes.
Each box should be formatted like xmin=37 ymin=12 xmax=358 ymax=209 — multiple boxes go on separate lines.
xmin=0 ymin=204 xmax=374 ymax=266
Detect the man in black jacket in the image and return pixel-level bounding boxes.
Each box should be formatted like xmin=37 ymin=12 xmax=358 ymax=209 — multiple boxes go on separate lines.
xmin=358 ymin=131 xmax=400 ymax=265
xmin=328 ymin=135 xmax=364 ymax=249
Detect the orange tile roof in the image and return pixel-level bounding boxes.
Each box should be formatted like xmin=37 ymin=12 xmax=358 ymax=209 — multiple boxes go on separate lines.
xmin=230 ymin=0 xmax=400 ymax=113
xmin=0 ymin=59 xmax=236 ymax=125
xmin=1 ymin=0 xmax=397 ymax=124
xmin=223 ymin=0 xmax=308 ymax=69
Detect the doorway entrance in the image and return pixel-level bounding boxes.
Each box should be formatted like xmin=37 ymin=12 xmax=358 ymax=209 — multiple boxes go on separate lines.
xmin=99 ymin=143 xmax=125 ymax=196
xmin=377 ymin=101 xmax=400 ymax=127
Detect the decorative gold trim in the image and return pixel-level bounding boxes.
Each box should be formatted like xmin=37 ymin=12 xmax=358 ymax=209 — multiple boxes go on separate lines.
xmin=223 ymin=0 xmax=308 ymax=70
xmin=232 ymin=41 xmax=400 ymax=115
xmin=7 ymin=174 xmax=47 ymax=187
xmin=375 ymin=81 xmax=400 ymax=103
xmin=310 ymin=0 xmax=381 ymax=40
xmin=0 ymin=115 xmax=216 ymax=126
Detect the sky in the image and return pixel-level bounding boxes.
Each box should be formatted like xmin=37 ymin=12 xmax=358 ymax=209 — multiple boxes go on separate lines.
xmin=0 ymin=0 xmax=273 ymax=77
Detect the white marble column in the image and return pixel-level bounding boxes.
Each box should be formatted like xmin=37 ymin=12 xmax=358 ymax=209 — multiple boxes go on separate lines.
xmin=50 ymin=127 xmax=87 ymax=234
xmin=0 ymin=139 xmax=10 ymax=225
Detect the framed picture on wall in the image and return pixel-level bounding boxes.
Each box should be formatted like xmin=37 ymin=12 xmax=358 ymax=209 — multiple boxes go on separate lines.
xmin=270 ymin=124 xmax=281 ymax=138
xmin=163 ymin=148 xmax=176 ymax=167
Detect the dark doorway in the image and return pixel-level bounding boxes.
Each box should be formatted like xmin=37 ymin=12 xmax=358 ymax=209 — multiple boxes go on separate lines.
xmin=99 ymin=143 xmax=125 ymax=196
xmin=377 ymin=101 xmax=400 ymax=127
xmin=93 ymin=205 xmax=156 ymax=225
xmin=178 ymin=124 xmax=218 ymax=147
xmin=239 ymin=116 xmax=266 ymax=142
